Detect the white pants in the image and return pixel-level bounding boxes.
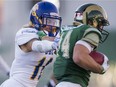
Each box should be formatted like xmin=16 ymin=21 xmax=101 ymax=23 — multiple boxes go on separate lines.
xmin=56 ymin=82 xmax=82 ymax=87
xmin=0 ymin=78 xmax=24 ymax=87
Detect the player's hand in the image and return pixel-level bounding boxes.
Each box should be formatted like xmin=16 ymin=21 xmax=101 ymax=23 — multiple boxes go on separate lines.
xmin=54 ymin=37 xmax=60 ymax=44
xmin=101 ymin=54 xmax=109 ymax=74
xmin=52 ymin=42 xmax=59 ymax=51
xmin=53 ymin=37 xmax=60 ymax=50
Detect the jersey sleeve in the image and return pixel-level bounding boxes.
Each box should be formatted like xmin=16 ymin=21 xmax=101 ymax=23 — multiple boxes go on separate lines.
xmin=82 ymin=28 xmax=102 ymax=47
xmin=15 ymin=28 xmax=39 ymax=45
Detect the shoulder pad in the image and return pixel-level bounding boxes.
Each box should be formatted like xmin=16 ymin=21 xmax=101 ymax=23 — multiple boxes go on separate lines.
xmin=61 ymin=24 xmax=84 ymax=32
xmin=15 ymin=28 xmax=38 ymax=45
xmin=83 ymin=28 xmax=102 ymax=39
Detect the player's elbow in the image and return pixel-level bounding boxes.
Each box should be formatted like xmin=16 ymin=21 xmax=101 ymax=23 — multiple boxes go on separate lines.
xmin=73 ymin=50 xmax=87 ymax=66
xmin=73 ymin=45 xmax=84 ymax=65
xmin=73 ymin=43 xmax=89 ymax=65
xmin=73 ymin=54 xmax=82 ymax=65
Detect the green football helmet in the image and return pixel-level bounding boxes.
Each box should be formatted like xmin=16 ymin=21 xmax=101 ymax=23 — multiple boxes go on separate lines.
xmin=74 ymin=3 xmax=110 ymax=43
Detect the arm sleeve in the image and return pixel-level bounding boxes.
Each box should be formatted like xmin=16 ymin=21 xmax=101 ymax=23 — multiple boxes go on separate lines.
xmin=76 ymin=40 xmax=93 ymax=53
xmin=32 ymin=40 xmax=54 ymax=53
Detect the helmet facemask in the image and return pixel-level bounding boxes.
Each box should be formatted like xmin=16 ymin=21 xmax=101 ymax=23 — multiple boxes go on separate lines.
xmin=87 ymin=11 xmax=110 ymax=43
xmin=41 ymin=13 xmax=62 ymax=37
xmin=29 ymin=1 xmax=62 ymax=37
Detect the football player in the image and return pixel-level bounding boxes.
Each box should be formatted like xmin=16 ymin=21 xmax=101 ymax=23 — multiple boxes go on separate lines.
xmin=0 ymin=1 xmax=62 ymax=87
xmin=53 ymin=3 xmax=109 ymax=87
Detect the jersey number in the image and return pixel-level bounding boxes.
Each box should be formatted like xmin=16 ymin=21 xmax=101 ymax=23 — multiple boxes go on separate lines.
xmin=60 ymin=30 xmax=72 ymax=58
xmin=30 ymin=57 xmax=52 ymax=80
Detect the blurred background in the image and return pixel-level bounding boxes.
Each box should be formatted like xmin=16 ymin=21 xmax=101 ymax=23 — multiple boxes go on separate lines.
xmin=0 ymin=0 xmax=116 ymax=87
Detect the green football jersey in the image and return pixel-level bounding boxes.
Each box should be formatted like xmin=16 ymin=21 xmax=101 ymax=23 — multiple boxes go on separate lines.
xmin=53 ymin=24 xmax=102 ymax=87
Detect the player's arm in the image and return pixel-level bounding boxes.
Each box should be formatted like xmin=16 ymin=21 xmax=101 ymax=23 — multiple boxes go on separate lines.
xmin=19 ymin=38 xmax=57 ymax=53
xmin=16 ymin=29 xmax=57 ymax=53
xmin=73 ymin=41 xmax=104 ymax=73
xmin=73 ymin=28 xmax=104 ymax=74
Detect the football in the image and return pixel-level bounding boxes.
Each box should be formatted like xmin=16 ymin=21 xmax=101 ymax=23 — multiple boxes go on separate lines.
xmin=89 ymin=51 xmax=104 ymax=65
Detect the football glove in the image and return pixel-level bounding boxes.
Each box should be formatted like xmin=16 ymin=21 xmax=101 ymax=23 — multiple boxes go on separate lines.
xmin=101 ymin=54 xmax=109 ymax=74
xmin=52 ymin=37 xmax=60 ymax=51
xmin=54 ymin=37 xmax=60 ymax=44
xmin=52 ymin=42 xmax=58 ymax=51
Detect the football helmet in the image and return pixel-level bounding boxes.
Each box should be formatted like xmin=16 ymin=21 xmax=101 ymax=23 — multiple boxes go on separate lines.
xmin=74 ymin=3 xmax=110 ymax=43
xmin=29 ymin=1 xmax=62 ymax=36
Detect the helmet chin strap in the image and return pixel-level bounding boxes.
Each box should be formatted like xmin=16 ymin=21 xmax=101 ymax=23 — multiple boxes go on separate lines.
xmin=48 ymin=26 xmax=58 ymax=37
xmin=41 ymin=26 xmax=55 ymax=37
xmin=43 ymin=30 xmax=48 ymax=36
xmin=42 ymin=25 xmax=59 ymax=37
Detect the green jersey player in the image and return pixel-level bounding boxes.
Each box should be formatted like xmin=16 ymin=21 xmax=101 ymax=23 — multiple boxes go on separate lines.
xmin=53 ymin=3 xmax=110 ymax=87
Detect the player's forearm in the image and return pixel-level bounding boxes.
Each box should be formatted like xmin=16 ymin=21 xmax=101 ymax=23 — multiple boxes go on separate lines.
xmin=74 ymin=54 xmax=103 ymax=74
xmin=31 ymin=40 xmax=54 ymax=52
xmin=73 ymin=43 xmax=104 ymax=74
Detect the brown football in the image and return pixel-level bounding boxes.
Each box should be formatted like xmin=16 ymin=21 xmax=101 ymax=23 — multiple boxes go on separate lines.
xmin=89 ymin=51 xmax=104 ymax=65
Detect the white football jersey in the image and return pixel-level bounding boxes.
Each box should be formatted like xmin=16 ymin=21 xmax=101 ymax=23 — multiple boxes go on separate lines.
xmin=10 ymin=28 xmax=54 ymax=87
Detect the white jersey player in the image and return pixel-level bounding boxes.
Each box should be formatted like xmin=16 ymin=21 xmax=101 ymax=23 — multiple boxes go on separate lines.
xmin=0 ymin=1 xmax=62 ymax=87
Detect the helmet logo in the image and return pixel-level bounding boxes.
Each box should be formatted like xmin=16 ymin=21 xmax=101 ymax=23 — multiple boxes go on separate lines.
xmin=32 ymin=11 xmax=36 ymax=16
xmin=32 ymin=4 xmax=39 ymax=12
xmin=31 ymin=4 xmax=39 ymax=18
xmin=75 ymin=13 xmax=83 ymax=20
